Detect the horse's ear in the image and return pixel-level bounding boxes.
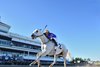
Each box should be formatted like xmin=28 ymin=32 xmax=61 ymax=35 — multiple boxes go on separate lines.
xmin=39 ymin=29 xmax=42 ymax=31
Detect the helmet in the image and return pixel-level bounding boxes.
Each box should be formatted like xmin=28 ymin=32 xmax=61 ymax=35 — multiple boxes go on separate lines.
xmin=45 ymin=29 xmax=49 ymax=33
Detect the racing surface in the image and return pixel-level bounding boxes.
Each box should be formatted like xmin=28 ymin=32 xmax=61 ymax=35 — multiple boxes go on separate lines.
xmin=0 ymin=65 xmax=99 ymax=67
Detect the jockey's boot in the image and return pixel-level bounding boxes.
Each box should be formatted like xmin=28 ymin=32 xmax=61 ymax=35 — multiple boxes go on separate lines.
xmin=52 ymin=39 xmax=58 ymax=46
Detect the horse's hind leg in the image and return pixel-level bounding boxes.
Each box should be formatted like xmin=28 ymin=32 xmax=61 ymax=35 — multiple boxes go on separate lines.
xmin=37 ymin=60 xmax=41 ymax=67
xmin=63 ymin=51 xmax=68 ymax=67
xmin=49 ymin=54 xmax=57 ymax=67
xmin=63 ymin=56 xmax=67 ymax=67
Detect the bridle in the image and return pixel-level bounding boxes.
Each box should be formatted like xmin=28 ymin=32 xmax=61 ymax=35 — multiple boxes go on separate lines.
xmin=32 ymin=34 xmax=50 ymax=44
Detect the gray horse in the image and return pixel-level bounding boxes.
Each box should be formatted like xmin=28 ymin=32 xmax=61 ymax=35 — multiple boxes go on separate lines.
xmin=29 ymin=29 xmax=71 ymax=67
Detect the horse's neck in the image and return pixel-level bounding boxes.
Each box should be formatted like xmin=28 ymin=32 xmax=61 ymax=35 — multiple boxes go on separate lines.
xmin=39 ymin=34 xmax=49 ymax=44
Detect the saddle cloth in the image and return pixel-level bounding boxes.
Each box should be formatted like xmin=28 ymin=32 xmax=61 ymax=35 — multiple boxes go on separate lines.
xmin=55 ymin=46 xmax=63 ymax=55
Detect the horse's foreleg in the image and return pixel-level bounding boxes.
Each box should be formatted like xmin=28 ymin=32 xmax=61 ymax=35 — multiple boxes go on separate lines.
xmin=29 ymin=52 xmax=42 ymax=66
xmin=29 ymin=60 xmax=41 ymax=67
xmin=49 ymin=54 xmax=57 ymax=67
xmin=29 ymin=60 xmax=37 ymax=66
xmin=37 ymin=60 xmax=41 ymax=67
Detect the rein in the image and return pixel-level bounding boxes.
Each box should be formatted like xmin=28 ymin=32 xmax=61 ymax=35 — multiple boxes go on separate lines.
xmin=36 ymin=34 xmax=50 ymax=44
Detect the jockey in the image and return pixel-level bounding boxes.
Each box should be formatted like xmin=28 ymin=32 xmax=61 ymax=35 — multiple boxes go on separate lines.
xmin=44 ymin=30 xmax=58 ymax=46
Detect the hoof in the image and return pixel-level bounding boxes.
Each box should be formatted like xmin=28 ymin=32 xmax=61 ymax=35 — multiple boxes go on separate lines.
xmin=29 ymin=64 xmax=32 ymax=66
xmin=49 ymin=65 xmax=52 ymax=67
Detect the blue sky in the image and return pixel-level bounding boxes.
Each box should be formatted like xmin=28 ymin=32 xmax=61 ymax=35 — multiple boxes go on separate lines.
xmin=0 ymin=0 xmax=100 ymax=61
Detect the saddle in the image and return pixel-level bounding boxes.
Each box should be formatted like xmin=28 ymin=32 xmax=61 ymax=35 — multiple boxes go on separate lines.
xmin=44 ymin=33 xmax=62 ymax=54
xmin=49 ymin=43 xmax=63 ymax=55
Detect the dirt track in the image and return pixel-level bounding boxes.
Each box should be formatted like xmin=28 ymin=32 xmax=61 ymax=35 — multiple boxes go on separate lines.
xmin=0 ymin=65 xmax=99 ymax=67
xmin=0 ymin=65 xmax=64 ymax=67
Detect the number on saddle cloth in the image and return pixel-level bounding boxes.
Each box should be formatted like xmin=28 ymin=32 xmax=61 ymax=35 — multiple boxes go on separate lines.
xmin=58 ymin=43 xmax=62 ymax=49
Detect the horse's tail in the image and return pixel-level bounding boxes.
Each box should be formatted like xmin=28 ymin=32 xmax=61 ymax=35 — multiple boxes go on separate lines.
xmin=60 ymin=44 xmax=72 ymax=60
xmin=66 ymin=50 xmax=72 ymax=61
xmin=67 ymin=50 xmax=71 ymax=58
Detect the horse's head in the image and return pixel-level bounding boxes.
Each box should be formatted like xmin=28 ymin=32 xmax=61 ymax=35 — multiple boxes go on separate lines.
xmin=31 ymin=29 xmax=43 ymax=39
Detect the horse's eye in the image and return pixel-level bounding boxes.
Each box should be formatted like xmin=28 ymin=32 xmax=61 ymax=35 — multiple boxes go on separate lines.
xmin=36 ymin=30 xmax=38 ymax=33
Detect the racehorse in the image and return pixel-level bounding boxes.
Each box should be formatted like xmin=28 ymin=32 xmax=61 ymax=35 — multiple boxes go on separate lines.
xmin=29 ymin=29 xmax=71 ymax=67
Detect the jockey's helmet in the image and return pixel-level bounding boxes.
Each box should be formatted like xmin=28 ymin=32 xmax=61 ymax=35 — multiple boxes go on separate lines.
xmin=45 ymin=29 xmax=49 ymax=33
xmin=45 ymin=29 xmax=50 ymax=35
